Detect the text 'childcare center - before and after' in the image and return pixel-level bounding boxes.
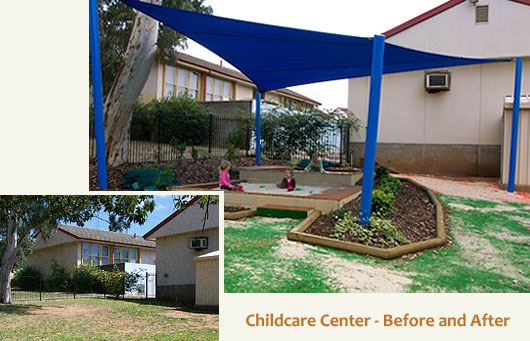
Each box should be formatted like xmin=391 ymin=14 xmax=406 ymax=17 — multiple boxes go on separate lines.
xmin=1 ymin=0 xmax=529 ymax=340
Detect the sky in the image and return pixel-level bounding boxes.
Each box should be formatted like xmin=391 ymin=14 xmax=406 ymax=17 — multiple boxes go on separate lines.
xmin=80 ymin=195 xmax=180 ymax=236
xmin=181 ymin=0 xmax=447 ymax=109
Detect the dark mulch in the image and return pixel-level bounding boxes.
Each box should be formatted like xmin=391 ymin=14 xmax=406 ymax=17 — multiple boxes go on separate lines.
xmin=89 ymin=157 xmax=287 ymax=191
xmin=305 ymin=181 xmax=437 ymax=248
xmin=224 ymin=206 xmax=251 ymax=213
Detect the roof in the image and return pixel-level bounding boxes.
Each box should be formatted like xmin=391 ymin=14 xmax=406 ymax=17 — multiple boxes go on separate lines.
xmin=383 ymin=0 xmax=530 ymax=38
xmin=58 ymin=225 xmax=156 ymax=248
xmin=144 ymin=196 xmax=219 ymax=239
xmin=176 ymin=53 xmax=322 ymax=106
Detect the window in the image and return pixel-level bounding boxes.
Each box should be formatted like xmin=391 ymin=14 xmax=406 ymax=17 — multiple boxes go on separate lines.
xmin=82 ymin=243 xmax=109 ymax=266
xmin=164 ymin=66 xmax=177 ymax=97
xmin=164 ymin=66 xmax=199 ymax=99
xmin=205 ymin=76 xmax=233 ymax=101
xmin=113 ymin=247 xmax=138 ymax=263
xmin=475 ymin=5 xmax=488 ymax=23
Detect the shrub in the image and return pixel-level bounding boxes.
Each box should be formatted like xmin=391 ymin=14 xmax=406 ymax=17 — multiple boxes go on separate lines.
xmin=371 ymin=189 xmax=395 ymax=217
xmin=131 ymin=96 xmax=210 ymax=146
xmin=46 ymin=261 xmax=71 ymax=292
xmin=72 ymin=264 xmax=105 ymax=294
xmin=12 ymin=267 xmax=42 ymax=291
xmin=380 ymin=176 xmax=402 ymax=195
xmin=374 ymin=165 xmax=390 ymax=185
xmin=191 ymin=146 xmax=199 ymax=160
xmin=332 ymin=211 xmax=408 ymax=247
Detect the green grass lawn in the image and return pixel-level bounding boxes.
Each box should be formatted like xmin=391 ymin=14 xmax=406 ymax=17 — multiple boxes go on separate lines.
xmin=0 ymin=298 xmax=218 ymax=341
xmin=224 ymin=195 xmax=530 ymax=293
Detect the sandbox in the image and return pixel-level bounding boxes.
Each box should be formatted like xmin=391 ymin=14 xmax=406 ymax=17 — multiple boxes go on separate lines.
xmin=240 ymin=166 xmax=363 ymax=187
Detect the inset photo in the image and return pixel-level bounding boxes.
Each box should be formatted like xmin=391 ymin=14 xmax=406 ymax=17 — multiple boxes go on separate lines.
xmin=0 ymin=194 xmax=219 ymax=340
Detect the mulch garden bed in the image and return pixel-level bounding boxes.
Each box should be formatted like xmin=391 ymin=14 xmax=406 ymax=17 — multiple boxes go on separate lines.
xmin=89 ymin=157 xmax=287 ymax=191
xmin=305 ymin=181 xmax=437 ymax=248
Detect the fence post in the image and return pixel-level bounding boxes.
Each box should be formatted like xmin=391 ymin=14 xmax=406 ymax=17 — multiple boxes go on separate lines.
xmin=157 ymin=110 xmax=162 ymax=163
xmin=73 ymin=274 xmax=76 ymax=299
xmin=39 ymin=274 xmax=42 ymax=301
xmin=145 ymin=272 xmax=149 ymax=299
xmin=208 ymin=114 xmax=213 ymax=154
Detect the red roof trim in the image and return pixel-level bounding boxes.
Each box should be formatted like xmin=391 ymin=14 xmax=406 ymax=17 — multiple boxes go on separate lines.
xmin=384 ymin=0 xmax=530 ymax=38
xmin=142 ymin=196 xmax=200 ymax=239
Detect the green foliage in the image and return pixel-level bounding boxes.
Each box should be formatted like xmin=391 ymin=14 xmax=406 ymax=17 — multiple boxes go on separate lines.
xmin=98 ymin=267 xmax=138 ymax=298
xmin=224 ymin=145 xmax=236 ymax=161
xmin=72 ymin=264 xmax=105 ymax=294
xmin=12 ymin=267 xmax=42 ymax=291
xmin=380 ymin=176 xmax=402 ymax=195
xmin=261 ymin=108 xmax=336 ymax=158
xmin=191 ymin=146 xmax=199 ymax=160
xmin=96 ymin=0 xmax=212 ymax=97
xmin=333 ymin=211 xmax=408 ymax=247
xmin=374 ymin=165 xmax=390 ymax=185
xmin=131 ymin=97 xmax=211 ymax=147
xmin=371 ymin=189 xmax=396 ymax=217
xmin=46 ymin=261 xmax=71 ymax=292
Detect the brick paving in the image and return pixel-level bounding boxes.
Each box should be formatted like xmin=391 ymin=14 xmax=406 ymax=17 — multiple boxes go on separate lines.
xmin=397 ymin=174 xmax=530 ymax=204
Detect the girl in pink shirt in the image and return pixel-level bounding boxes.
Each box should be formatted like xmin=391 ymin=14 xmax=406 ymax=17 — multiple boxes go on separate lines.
xmin=219 ymin=160 xmax=242 ymax=191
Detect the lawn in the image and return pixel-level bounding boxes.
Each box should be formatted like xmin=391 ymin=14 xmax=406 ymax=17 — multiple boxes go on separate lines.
xmin=224 ymin=195 xmax=530 ymax=293
xmin=0 ymin=298 xmax=218 ymax=341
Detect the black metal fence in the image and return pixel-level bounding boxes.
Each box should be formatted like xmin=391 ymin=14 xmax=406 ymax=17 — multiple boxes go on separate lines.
xmin=90 ymin=112 xmax=352 ymax=165
xmin=11 ymin=272 xmax=156 ymax=302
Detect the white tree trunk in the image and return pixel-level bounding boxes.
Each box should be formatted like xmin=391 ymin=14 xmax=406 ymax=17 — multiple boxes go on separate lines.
xmin=0 ymin=216 xmax=18 ymax=304
xmin=104 ymin=0 xmax=161 ymax=166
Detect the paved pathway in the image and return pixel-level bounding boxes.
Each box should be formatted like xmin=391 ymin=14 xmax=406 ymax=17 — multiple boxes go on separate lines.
xmin=398 ymin=174 xmax=530 ymax=204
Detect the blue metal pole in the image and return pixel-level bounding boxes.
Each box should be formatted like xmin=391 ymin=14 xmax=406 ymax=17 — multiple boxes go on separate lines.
xmin=255 ymin=92 xmax=262 ymax=165
xmin=359 ymin=35 xmax=385 ymax=225
xmin=507 ymin=57 xmax=523 ymax=193
xmin=89 ymin=0 xmax=108 ymax=189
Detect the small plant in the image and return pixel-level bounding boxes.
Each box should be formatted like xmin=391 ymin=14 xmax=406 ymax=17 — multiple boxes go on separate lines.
xmin=169 ymin=137 xmax=186 ymax=159
xmin=371 ymin=189 xmax=396 ymax=217
xmin=333 ymin=211 xmax=408 ymax=247
xmin=224 ymin=144 xmax=236 ymax=160
xmin=374 ymin=165 xmax=390 ymax=185
xmin=191 ymin=146 xmax=199 ymax=160
xmin=380 ymin=176 xmax=402 ymax=195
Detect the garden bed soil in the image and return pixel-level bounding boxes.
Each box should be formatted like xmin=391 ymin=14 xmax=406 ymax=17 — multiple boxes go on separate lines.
xmin=89 ymin=157 xmax=286 ymax=191
xmin=305 ymin=181 xmax=437 ymax=248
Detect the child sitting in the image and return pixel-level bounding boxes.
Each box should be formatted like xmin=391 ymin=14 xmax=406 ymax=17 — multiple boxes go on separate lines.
xmin=304 ymin=151 xmax=326 ymax=173
xmin=277 ymin=168 xmax=296 ymax=192
xmin=219 ymin=160 xmax=242 ymax=191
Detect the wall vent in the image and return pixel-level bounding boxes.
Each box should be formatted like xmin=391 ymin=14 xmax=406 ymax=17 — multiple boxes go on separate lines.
xmin=475 ymin=5 xmax=489 ymax=23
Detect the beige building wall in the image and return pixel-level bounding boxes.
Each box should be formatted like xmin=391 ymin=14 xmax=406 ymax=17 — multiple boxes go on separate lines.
xmin=140 ymin=249 xmax=156 ymax=265
xmin=27 ymin=242 xmax=80 ymax=278
xmin=195 ymin=254 xmax=219 ymax=306
xmin=235 ymin=83 xmax=254 ymax=100
xmin=348 ymin=0 xmax=530 ymax=176
xmin=155 ymin=227 xmax=219 ymax=303
xmin=139 ymin=63 xmax=161 ymax=102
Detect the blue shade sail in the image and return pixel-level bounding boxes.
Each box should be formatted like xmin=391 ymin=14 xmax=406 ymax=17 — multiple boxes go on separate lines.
xmin=122 ymin=0 xmax=508 ymax=92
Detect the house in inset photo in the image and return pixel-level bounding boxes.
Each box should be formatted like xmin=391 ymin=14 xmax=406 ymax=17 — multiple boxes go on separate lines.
xmin=27 ymin=225 xmax=156 ymax=278
xmin=144 ymin=197 xmax=219 ymax=307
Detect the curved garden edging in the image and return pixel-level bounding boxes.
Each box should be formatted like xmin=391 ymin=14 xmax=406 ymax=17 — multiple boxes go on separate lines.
xmin=287 ymin=177 xmax=447 ymax=259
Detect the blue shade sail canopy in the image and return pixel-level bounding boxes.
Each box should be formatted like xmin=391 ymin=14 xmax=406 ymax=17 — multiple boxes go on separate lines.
xmin=123 ymin=0 xmax=508 ymax=92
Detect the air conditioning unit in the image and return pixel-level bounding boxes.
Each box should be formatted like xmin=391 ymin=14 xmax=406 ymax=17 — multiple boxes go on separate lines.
xmin=189 ymin=237 xmax=208 ymax=250
xmin=425 ymin=71 xmax=451 ymax=93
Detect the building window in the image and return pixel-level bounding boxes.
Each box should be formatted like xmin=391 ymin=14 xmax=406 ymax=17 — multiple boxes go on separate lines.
xmin=475 ymin=5 xmax=489 ymax=23
xmin=164 ymin=65 xmax=177 ymax=97
xmin=82 ymin=243 xmax=109 ymax=266
xmin=164 ymin=66 xmax=199 ymax=99
xmin=205 ymin=76 xmax=233 ymax=101
xmin=113 ymin=247 xmax=138 ymax=263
